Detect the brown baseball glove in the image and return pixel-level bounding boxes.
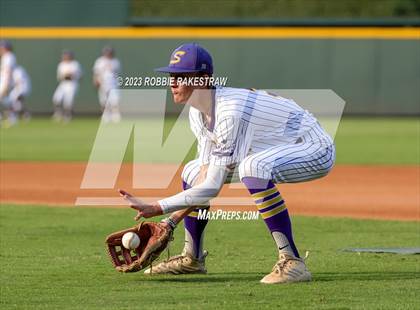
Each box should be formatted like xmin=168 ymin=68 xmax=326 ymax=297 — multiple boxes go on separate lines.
xmin=105 ymin=221 xmax=173 ymax=273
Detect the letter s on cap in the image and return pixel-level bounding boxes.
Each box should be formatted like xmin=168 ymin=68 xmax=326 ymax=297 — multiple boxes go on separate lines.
xmin=170 ymin=51 xmax=186 ymax=64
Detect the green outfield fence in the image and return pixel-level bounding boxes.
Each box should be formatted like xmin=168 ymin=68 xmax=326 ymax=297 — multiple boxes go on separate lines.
xmin=0 ymin=0 xmax=419 ymax=116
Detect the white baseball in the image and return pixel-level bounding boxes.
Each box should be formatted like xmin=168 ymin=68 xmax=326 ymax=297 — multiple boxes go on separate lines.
xmin=122 ymin=232 xmax=140 ymax=250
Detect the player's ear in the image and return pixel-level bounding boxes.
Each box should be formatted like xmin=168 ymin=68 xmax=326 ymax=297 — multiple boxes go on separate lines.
xmin=199 ymin=73 xmax=212 ymax=88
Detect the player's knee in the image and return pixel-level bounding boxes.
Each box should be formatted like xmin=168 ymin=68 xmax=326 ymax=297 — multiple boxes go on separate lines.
xmin=181 ymin=160 xmax=200 ymax=188
xmin=239 ymin=158 xmax=271 ymax=180
xmin=238 ymin=159 xmax=258 ymax=179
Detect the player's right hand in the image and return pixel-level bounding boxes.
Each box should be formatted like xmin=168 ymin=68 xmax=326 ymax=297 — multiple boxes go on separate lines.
xmin=119 ymin=189 xmax=163 ymax=220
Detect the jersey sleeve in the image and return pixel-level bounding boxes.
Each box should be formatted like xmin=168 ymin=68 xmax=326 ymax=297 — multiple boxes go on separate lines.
xmin=210 ymin=116 xmax=251 ymax=166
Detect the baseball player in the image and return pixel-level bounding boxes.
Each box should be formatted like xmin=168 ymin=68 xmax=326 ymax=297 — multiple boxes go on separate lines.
xmin=0 ymin=40 xmax=18 ymax=126
xmin=93 ymin=46 xmax=122 ymax=123
xmin=52 ymin=50 xmax=82 ymax=122
xmin=120 ymin=43 xmax=336 ymax=284
xmin=10 ymin=65 xmax=31 ymax=120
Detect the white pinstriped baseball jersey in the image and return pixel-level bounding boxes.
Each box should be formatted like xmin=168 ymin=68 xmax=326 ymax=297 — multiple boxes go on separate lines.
xmin=189 ymin=87 xmax=331 ymax=168
xmin=159 ymin=86 xmax=335 ymax=213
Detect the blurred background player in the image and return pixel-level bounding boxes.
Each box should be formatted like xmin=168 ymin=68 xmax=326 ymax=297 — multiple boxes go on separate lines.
xmin=0 ymin=40 xmax=18 ymax=127
xmin=52 ymin=50 xmax=82 ymax=122
xmin=10 ymin=65 xmax=32 ymax=121
xmin=92 ymin=46 xmax=121 ymax=123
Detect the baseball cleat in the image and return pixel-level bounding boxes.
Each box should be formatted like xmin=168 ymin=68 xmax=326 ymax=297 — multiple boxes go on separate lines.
xmin=260 ymin=253 xmax=312 ymax=284
xmin=144 ymin=251 xmax=207 ymax=275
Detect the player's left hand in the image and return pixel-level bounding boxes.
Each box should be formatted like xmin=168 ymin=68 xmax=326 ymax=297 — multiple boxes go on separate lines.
xmin=119 ymin=189 xmax=163 ymax=220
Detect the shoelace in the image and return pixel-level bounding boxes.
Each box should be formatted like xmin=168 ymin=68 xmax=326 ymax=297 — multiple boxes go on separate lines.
xmin=274 ymin=251 xmax=309 ymax=273
xmin=274 ymin=259 xmax=288 ymax=273
xmin=150 ymin=249 xmax=209 ymax=274
xmin=166 ymin=255 xmax=185 ymax=263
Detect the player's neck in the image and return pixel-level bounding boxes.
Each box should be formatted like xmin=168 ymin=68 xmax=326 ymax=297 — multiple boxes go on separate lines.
xmin=188 ymin=88 xmax=215 ymax=118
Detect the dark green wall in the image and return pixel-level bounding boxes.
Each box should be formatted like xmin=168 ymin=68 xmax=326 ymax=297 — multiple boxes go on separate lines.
xmin=0 ymin=0 xmax=128 ymax=26
xmin=7 ymin=38 xmax=420 ymax=115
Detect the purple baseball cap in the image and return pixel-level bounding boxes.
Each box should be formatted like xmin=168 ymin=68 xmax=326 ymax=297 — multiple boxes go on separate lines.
xmin=0 ymin=40 xmax=12 ymax=50
xmin=155 ymin=43 xmax=213 ymax=75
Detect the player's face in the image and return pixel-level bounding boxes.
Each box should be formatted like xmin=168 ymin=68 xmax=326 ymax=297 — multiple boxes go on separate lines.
xmin=103 ymin=51 xmax=113 ymax=59
xmin=170 ymin=73 xmax=198 ymax=104
xmin=62 ymin=54 xmax=72 ymax=62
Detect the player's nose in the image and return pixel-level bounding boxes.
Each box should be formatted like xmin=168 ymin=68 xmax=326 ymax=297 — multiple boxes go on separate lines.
xmin=170 ymin=78 xmax=179 ymax=88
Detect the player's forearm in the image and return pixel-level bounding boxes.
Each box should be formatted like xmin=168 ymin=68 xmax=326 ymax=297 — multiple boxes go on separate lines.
xmin=167 ymin=206 xmax=198 ymax=225
xmin=160 ymin=165 xmax=209 ymax=226
xmin=160 ymin=165 xmax=208 ymax=226
xmin=158 ymin=185 xmax=220 ymax=214
xmin=158 ymin=164 xmax=227 ymax=214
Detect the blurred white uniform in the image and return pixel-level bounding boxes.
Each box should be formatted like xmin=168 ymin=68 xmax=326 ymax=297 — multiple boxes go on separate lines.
xmin=93 ymin=56 xmax=121 ymax=122
xmin=10 ymin=65 xmax=31 ymax=112
xmin=53 ymin=60 xmax=82 ymax=109
xmin=0 ymin=50 xmax=18 ymax=125
xmin=0 ymin=50 xmax=17 ymax=104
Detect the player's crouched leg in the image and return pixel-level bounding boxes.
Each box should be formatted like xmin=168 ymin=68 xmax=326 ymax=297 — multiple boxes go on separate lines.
xmin=144 ymin=160 xmax=208 ymax=275
xmin=239 ymin=156 xmax=312 ymax=284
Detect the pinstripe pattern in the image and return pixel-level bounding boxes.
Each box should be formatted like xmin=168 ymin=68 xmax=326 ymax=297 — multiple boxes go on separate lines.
xmin=181 ymin=159 xmax=239 ymax=186
xmin=181 ymin=160 xmax=202 ymax=186
xmin=187 ymin=86 xmax=335 ymax=184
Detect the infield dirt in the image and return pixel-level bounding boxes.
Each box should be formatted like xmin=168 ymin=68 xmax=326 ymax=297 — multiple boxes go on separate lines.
xmin=1 ymin=162 xmax=418 ymax=221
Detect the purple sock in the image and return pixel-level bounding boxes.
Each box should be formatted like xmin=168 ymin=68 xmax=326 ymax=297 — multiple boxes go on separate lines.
xmin=182 ymin=181 xmax=209 ymax=259
xmin=242 ymin=177 xmax=300 ymax=258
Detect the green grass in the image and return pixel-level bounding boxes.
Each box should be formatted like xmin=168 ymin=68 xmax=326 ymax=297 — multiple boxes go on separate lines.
xmin=334 ymin=117 xmax=420 ymax=164
xmin=0 ymin=117 xmax=419 ymax=164
xmin=0 ymin=204 xmax=419 ymax=309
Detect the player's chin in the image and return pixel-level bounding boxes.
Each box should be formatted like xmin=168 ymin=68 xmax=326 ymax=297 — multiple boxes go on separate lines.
xmin=172 ymin=95 xmax=187 ymax=104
